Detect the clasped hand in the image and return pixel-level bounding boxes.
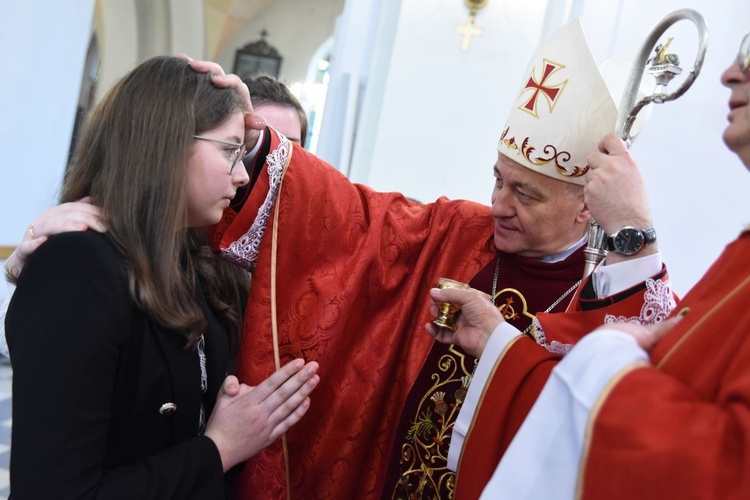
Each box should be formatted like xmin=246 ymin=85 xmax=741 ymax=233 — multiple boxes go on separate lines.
xmin=204 ymin=359 xmax=320 ymax=472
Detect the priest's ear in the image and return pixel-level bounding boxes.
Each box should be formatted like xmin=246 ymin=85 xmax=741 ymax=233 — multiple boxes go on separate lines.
xmin=577 ymin=203 xmax=592 ymax=225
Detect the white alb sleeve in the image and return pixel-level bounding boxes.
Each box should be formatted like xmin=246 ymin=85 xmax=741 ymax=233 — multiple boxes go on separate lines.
xmin=480 ymin=329 xmax=647 ymax=499
xmin=591 ymin=252 xmax=662 ymax=298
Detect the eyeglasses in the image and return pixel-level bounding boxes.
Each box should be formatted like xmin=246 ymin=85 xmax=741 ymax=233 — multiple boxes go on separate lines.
xmin=738 ymin=33 xmax=750 ymax=73
xmin=193 ymin=135 xmax=246 ymax=174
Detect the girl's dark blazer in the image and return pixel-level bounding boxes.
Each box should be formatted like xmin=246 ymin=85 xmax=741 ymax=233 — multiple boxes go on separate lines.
xmin=7 ymin=231 xmax=232 ymax=499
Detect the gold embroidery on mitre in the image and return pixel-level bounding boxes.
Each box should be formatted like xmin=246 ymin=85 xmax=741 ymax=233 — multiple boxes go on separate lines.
xmin=518 ymin=58 xmax=568 ymax=118
xmin=499 ymin=126 xmax=589 ymax=179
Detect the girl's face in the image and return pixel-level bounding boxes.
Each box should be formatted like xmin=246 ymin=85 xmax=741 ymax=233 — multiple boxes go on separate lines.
xmin=185 ymin=111 xmax=249 ymax=227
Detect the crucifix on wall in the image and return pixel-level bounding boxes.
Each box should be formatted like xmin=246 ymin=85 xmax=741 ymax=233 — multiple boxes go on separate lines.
xmin=454 ymin=0 xmax=488 ymax=51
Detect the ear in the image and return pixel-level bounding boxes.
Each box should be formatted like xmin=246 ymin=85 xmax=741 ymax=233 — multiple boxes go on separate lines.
xmin=576 ymin=203 xmax=592 ymax=225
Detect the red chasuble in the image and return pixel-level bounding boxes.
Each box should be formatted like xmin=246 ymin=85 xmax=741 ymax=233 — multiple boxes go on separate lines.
xmin=453 ymin=264 xmax=672 ymax=499
xmin=381 ymin=248 xmax=586 ymax=499
xmin=213 ymin=129 xmax=495 ymax=499
xmin=577 ymin=231 xmax=750 ymax=499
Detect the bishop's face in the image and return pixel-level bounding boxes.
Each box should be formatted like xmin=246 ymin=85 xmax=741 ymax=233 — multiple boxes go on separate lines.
xmin=721 ymin=33 xmax=750 ymax=169
xmin=490 ymin=153 xmax=590 ymax=258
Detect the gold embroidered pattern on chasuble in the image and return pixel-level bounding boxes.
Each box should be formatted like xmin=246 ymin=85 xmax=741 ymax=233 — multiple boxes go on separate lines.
xmin=393 ymin=344 xmax=473 ymax=498
xmin=389 ymin=288 xmax=535 ymax=499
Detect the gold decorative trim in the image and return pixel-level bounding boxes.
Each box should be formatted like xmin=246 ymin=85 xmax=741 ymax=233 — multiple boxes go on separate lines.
xmin=0 ymin=246 xmax=15 ymax=260
xmin=268 ymin=137 xmax=294 ymax=500
xmin=657 ymin=272 xmax=750 ymax=369
xmin=498 ymin=126 xmax=588 ymax=178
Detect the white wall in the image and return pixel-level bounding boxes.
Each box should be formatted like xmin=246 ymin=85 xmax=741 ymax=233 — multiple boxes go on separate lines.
xmin=336 ymin=0 xmax=750 ymax=296
xmin=170 ymin=0 xmax=205 ymax=60
xmin=349 ymin=0 xmax=550 ymax=200
xmin=0 ymin=0 xmax=96 ymax=301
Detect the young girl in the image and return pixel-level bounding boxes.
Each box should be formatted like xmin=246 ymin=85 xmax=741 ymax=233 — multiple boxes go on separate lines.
xmin=6 ymin=56 xmax=318 ymax=498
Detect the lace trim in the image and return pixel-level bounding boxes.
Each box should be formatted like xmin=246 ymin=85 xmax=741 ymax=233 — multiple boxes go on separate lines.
xmin=603 ymin=278 xmax=676 ymax=326
xmin=546 ymin=340 xmax=573 ymax=355
xmin=221 ymin=136 xmax=291 ymax=272
xmin=197 ymin=334 xmax=207 ymax=434
xmin=531 ymin=318 xmax=575 ymax=354
xmin=540 ymin=278 xmax=675 ymax=355
xmin=531 ymin=317 xmax=547 ymax=344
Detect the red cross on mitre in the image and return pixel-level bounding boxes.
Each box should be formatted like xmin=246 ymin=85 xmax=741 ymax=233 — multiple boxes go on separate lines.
xmin=518 ymin=59 xmax=568 ymax=118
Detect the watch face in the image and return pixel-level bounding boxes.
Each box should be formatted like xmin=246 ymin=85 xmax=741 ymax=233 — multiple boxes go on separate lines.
xmin=612 ymin=227 xmax=645 ymax=256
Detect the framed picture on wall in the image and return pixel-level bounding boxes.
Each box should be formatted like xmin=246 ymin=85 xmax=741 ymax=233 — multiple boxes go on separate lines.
xmin=233 ymin=30 xmax=282 ymax=80
xmin=233 ymin=52 xmax=282 ymax=79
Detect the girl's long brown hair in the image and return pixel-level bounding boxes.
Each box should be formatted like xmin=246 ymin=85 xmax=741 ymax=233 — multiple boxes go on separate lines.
xmin=62 ymin=56 xmax=249 ymax=348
